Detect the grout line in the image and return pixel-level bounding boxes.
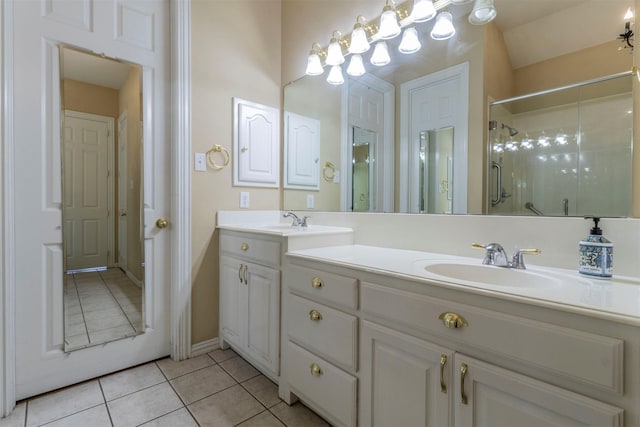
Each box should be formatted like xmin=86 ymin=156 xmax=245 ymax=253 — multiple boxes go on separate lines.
xmin=232 ymin=409 xmax=271 ymax=427
xmin=100 ymin=269 xmax=140 ymax=332
xmin=23 ymin=400 xmax=28 ymax=427
xmin=97 ymin=379 xmax=115 ymax=426
xmin=155 ymin=361 xmax=190 ymax=408
xmin=36 ymin=403 xmax=105 ymax=427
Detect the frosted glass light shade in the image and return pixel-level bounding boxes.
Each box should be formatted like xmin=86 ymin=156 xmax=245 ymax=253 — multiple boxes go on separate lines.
xmin=378 ymin=8 xmax=401 ymax=39
xmin=370 ymin=41 xmax=390 ymax=66
xmin=347 ymin=54 xmax=366 ymax=76
xmin=450 ymin=0 xmax=472 ymax=3
xmin=411 ymin=0 xmax=436 ymax=22
xmin=469 ymin=0 xmax=497 ymax=25
xmin=326 ymin=38 xmax=344 ymax=66
xmin=431 ymin=11 xmax=456 ymax=40
xmin=399 ymin=27 xmax=421 ymax=54
xmin=305 ymin=53 xmax=324 ymax=76
xmin=349 ymin=26 xmax=370 ymax=54
xmin=327 ymin=65 xmax=344 ymax=85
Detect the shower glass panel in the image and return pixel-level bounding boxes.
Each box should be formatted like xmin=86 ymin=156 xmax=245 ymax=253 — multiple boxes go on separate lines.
xmin=488 ymin=73 xmax=633 ymax=217
xmin=352 ymin=127 xmax=376 ymax=212
xmin=419 ymin=128 xmax=454 ymax=214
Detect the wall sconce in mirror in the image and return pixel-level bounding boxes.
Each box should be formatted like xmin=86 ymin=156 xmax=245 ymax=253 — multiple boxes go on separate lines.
xmin=618 ymin=7 xmax=634 ymax=51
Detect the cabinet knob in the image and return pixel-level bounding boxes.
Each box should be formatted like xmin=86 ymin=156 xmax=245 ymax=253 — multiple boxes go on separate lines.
xmin=241 ymin=242 xmax=249 ymax=251
xmin=309 ymin=310 xmax=323 ymax=321
xmin=439 ymin=312 xmax=468 ymax=329
xmin=310 ymin=363 xmax=323 ymax=377
xmin=311 ymin=277 xmax=323 ymax=288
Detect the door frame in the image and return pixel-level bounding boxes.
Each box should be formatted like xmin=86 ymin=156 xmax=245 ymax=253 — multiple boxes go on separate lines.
xmin=0 ymin=0 xmax=192 ymax=416
xmin=117 ymin=111 xmax=128 ymax=271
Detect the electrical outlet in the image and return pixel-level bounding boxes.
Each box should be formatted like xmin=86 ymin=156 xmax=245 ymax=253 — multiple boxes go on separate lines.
xmin=333 ymin=170 xmax=340 ymax=183
xmin=306 ymin=194 xmax=315 ymax=209
xmin=240 ymin=192 xmax=250 ymax=209
xmin=194 ymin=152 xmax=206 ymax=171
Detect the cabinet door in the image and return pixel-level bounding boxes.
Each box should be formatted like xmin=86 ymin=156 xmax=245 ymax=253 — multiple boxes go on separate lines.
xmin=246 ymin=261 xmax=281 ymax=375
xmin=219 ymin=256 xmax=246 ymax=349
xmin=453 ymin=354 xmax=623 ymax=427
xmin=360 ymin=321 xmax=452 ymax=427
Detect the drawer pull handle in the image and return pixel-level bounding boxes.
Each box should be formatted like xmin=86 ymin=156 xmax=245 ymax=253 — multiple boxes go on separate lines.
xmin=440 ymin=354 xmax=448 ymax=394
xmin=311 ymin=277 xmax=324 ymax=288
xmin=243 ymin=265 xmax=248 ymax=285
xmin=241 ymin=242 xmax=249 ymax=251
xmin=460 ymin=363 xmax=468 ymax=405
xmin=310 ymin=363 xmax=323 ymax=377
xmin=238 ymin=264 xmax=243 ymax=284
xmin=439 ymin=312 xmax=468 ymax=329
xmin=309 ymin=310 xmax=323 ymax=321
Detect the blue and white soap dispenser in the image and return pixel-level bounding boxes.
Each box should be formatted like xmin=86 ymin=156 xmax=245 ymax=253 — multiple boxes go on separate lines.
xmin=579 ymin=217 xmax=613 ymax=278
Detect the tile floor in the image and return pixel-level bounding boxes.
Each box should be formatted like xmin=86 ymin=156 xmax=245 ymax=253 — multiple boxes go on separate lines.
xmin=1 ymin=349 xmax=330 ymax=427
xmin=64 ymin=269 xmax=143 ymax=351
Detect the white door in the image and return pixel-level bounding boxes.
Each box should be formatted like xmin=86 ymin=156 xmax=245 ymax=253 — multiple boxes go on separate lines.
xmin=117 ymin=112 xmax=128 ymax=270
xmin=63 ymin=112 xmax=112 ymax=271
xmin=11 ymin=0 xmax=171 ymax=399
xmin=454 ymin=354 xmax=623 ymax=427
xmin=360 ymin=321 xmax=452 ymax=427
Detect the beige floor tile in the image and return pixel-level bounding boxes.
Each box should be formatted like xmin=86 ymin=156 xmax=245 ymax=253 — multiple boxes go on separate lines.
xmin=120 ymin=302 xmax=142 ymax=314
xmin=170 ymin=365 xmax=236 ymax=404
xmin=64 ymin=312 xmax=84 ymax=325
xmin=100 ymin=362 xmax=166 ymax=401
xmin=208 ymin=348 xmax=238 ymax=363
xmin=42 ymin=404 xmax=111 ymax=427
xmin=83 ymin=307 xmax=127 ymax=322
xmin=188 ymin=385 xmax=264 ymax=427
xmin=138 ymin=408 xmax=198 ymax=427
xmin=219 ymin=356 xmax=260 ymax=382
xmin=0 ymin=402 xmax=26 ymax=427
xmin=126 ymin=311 xmax=143 ymax=325
xmin=242 ymin=375 xmax=281 ymax=408
xmin=64 ymin=304 xmax=83 ymax=316
xmin=269 ymin=402 xmax=330 ymax=427
xmin=82 ymin=299 xmax=120 ymax=313
xmin=238 ymin=411 xmax=285 ymax=427
xmin=89 ymin=324 xmax=136 ymax=344
xmin=156 ymin=354 xmax=215 ymax=380
xmin=107 ymin=382 xmax=183 ymax=427
xmin=85 ymin=313 xmax=131 ymax=332
xmin=65 ymin=320 xmax=88 ymax=336
xmin=26 ymin=380 xmax=104 ymax=427
xmin=65 ymin=333 xmax=90 ymax=349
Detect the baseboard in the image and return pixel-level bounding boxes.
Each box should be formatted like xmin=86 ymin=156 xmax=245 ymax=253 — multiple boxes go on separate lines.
xmin=191 ymin=338 xmax=220 ymax=357
xmin=124 ymin=270 xmax=143 ymax=288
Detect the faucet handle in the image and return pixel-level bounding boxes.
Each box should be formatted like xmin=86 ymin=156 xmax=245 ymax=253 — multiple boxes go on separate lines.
xmin=300 ymin=216 xmax=310 ymax=228
xmin=511 ymin=248 xmax=541 ymax=269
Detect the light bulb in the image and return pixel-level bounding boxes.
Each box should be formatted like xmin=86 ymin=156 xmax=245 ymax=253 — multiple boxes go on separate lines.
xmin=326 ymin=65 xmax=344 ymax=85
xmin=399 ymin=27 xmax=421 ymax=54
xmin=349 ymin=16 xmax=371 ymax=54
xmin=411 ymin=0 xmax=436 ymax=23
xmin=468 ymin=0 xmax=497 ymax=25
xmin=624 ymin=7 xmax=634 ymax=20
xmin=347 ymin=54 xmax=366 ymax=77
xmin=326 ymin=31 xmax=344 ymax=66
xmin=370 ymin=41 xmax=390 ymax=66
xmin=378 ymin=4 xmax=401 ymax=39
xmin=431 ymin=11 xmax=456 ymax=40
xmin=305 ymin=54 xmax=323 ymax=76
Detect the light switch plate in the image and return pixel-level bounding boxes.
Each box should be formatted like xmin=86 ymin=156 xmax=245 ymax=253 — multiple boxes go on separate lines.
xmin=333 ymin=170 xmax=340 ymax=183
xmin=194 ymin=152 xmax=206 ymax=171
xmin=240 ymin=192 xmax=250 ymax=209
xmin=306 ymin=194 xmax=314 ymax=209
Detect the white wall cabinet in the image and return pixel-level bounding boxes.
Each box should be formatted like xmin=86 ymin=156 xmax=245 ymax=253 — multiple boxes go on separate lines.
xmin=284 ymin=112 xmax=320 ymax=190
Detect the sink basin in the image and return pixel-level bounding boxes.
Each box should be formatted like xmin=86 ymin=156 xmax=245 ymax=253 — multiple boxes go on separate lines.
xmin=422 ymin=262 xmax=563 ymax=288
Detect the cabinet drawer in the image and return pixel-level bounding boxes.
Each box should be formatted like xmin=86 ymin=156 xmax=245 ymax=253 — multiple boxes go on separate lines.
xmin=361 ymin=282 xmax=623 ymax=394
xmin=220 ymin=232 xmax=280 ymax=267
xmin=286 ymin=265 xmax=358 ymax=310
xmin=286 ymin=341 xmax=357 ymax=427
xmin=287 ymin=294 xmax=357 ymax=371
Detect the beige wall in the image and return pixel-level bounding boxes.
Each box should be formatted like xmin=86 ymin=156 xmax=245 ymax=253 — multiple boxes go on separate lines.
xmin=191 ymin=0 xmax=282 ymax=344
xmin=62 ymin=79 xmax=119 ymax=118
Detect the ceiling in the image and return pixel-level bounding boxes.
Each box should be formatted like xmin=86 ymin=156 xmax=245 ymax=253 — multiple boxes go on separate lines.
xmin=61 ymin=48 xmax=132 ymax=89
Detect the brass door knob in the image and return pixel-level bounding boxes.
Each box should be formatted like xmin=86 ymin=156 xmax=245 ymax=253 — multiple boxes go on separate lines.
xmin=439 ymin=312 xmax=468 ymax=329
xmin=156 ymin=218 xmax=169 ymax=229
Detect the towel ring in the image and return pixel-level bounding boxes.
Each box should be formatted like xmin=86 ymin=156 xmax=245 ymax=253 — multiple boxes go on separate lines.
xmin=323 ymin=161 xmax=336 ymax=181
xmin=206 ymin=145 xmax=230 ymax=170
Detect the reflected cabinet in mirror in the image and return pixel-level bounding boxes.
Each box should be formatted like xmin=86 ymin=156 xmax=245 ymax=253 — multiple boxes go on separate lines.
xmin=61 ymin=47 xmax=145 ymax=351
xmin=283 ymin=0 xmax=635 ymax=216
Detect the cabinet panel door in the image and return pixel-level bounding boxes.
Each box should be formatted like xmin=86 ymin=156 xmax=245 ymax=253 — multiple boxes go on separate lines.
xmin=246 ymin=262 xmax=281 ymax=374
xmin=219 ymin=256 xmax=246 ymax=348
xmin=453 ymin=354 xmax=623 ymax=427
xmin=360 ymin=321 xmax=452 ymax=427
xmin=284 ymin=112 xmax=320 ymax=189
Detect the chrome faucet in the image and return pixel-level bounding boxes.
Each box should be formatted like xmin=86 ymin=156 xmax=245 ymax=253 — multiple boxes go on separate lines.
xmin=283 ymin=211 xmax=309 ymax=228
xmin=472 ymin=243 xmax=541 ymax=270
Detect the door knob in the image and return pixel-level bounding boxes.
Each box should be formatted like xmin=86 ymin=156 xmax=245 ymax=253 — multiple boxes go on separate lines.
xmin=156 ymin=218 xmax=169 ymax=229
xmin=120 ymin=210 xmax=127 ymax=217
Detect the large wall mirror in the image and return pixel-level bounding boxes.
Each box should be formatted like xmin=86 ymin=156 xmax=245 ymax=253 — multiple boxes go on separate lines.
xmin=283 ymin=0 xmax=635 ymax=216
xmin=61 ymin=47 xmax=145 ymax=351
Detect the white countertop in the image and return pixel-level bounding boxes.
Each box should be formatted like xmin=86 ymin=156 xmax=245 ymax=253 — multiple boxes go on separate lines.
xmin=286 ymin=244 xmax=640 ymax=325
xmin=217 ymin=223 xmax=353 ymax=237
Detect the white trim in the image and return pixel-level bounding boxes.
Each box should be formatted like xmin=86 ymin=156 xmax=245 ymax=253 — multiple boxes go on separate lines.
xmin=0 ymin=0 xmax=15 ymax=416
xmin=191 ymin=338 xmax=220 ymax=357
xmin=170 ymin=0 xmax=192 ymax=361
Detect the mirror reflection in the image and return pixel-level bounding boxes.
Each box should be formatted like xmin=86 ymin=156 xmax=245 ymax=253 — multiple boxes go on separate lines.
xmin=283 ymin=0 xmax=635 ymax=215
xmin=61 ymin=47 xmax=145 ymax=352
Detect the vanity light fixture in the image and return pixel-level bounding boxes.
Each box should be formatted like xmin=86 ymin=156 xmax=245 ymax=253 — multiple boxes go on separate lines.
xmin=370 ymin=41 xmax=391 ymax=66
xmin=347 ymin=54 xmax=366 ymax=76
xmin=555 ymin=131 xmax=568 ymax=145
xmin=431 ymin=11 xmax=456 ymax=40
xmin=468 ymin=0 xmax=497 ymax=25
xmin=504 ymin=140 xmax=519 ymax=152
xmin=327 ymin=64 xmax=345 ymax=85
xmin=348 ymin=15 xmax=371 ymax=54
xmin=326 ymin=30 xmax=345 ymax=66
xmin=537 ymin=132 xmax=550 ymax=148
xmin=305 ymin=42 xmax=325 ymax=76
xmin=520 ymin=135 xmax=534 ymax=150
xmin=410 ymin=0 xmax=436 ymax=23
xmin=399 ymin=27 xmax=421 ymax=53
xmin=378 ymin=0 xmax=402 ymax=40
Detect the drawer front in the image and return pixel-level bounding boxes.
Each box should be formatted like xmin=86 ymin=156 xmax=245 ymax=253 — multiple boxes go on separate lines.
xmin=286 ymin=341 xmax=357 ymax=427
xmin=220 ymin=232 xmax=280 ymax=267
xmin=287 ymin=294 xmax=357 ymax=371
xmin=286 ymin=265 xmax=358 ymax=310
xmin=361 ymin=281 xmax=623 ymax=394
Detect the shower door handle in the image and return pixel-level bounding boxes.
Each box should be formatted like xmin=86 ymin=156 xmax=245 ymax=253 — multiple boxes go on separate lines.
xmin=491 ymin=162 xmax=503 ymax=206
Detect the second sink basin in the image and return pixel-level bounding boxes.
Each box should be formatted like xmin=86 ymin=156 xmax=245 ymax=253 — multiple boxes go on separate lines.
xmin=422 ymin=262 xmax=564 ymax=288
